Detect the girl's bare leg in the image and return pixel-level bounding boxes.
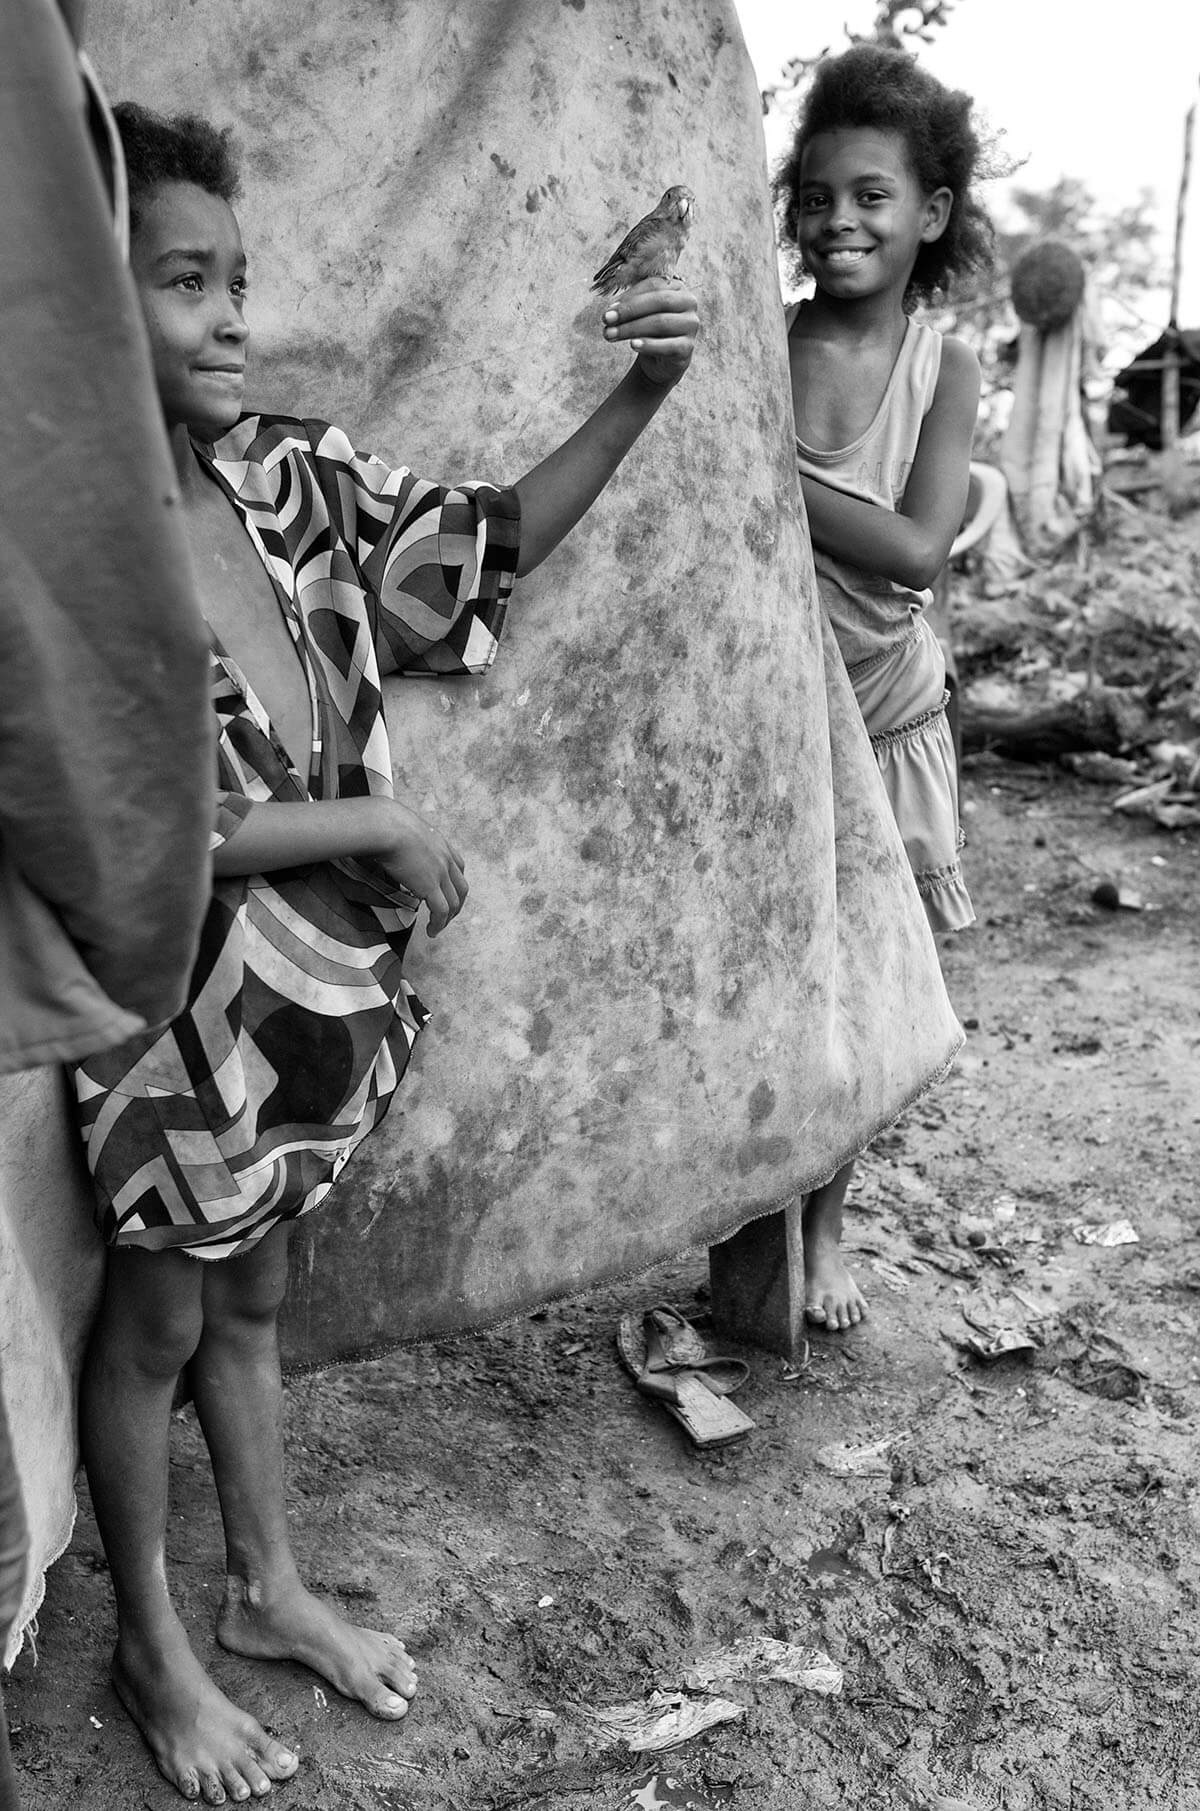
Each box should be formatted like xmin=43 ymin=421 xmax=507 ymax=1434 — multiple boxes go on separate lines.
xmin=801 ymin=1161 xmax=868 ymax=1330
xmin=81 ymin=1246 xmax=299 ymax=1804
xmin=192 ymin=1224 xmax=417 ymax=1719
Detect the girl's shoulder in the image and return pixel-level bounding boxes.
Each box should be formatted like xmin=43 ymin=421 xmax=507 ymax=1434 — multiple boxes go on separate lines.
xmin=934 ymin=332 xmax=982 ymax=399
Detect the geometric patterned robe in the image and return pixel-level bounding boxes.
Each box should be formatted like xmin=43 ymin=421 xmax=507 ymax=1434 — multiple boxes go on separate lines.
xmin=73 ymin=413 xmax=520 ymax=1259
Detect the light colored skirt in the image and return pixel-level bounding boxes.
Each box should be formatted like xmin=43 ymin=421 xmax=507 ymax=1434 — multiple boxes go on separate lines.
xmin=849 ymin=619 xmax=975 ymax=935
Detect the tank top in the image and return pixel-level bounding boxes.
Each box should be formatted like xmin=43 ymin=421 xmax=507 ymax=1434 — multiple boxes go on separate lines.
xmin=788 ymin=303 xmax=942 ymax=670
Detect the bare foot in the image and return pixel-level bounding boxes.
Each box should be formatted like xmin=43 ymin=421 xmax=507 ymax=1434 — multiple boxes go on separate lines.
xmin=802 ymin=1163 xmax=867 ymax=1331
xmin=113 ymin=1618 xmax=299 ymax=1804
xmin=217 ymin=1574 xmax=418 ymax=1720
xmin=803 ymin=1235 xmax=869 ymax=1330
xmin=803 ymin=1216 xmax=868 ymax=1332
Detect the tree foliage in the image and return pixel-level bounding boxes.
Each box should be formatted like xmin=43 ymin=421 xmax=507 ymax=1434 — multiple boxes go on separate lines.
xmin=761 ymin=0 xmax=958 ymax=110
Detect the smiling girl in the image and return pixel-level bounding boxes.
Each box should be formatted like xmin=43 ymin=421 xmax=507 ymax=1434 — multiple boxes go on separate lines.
xmin=773 ymin=45 xmax=994 ymax=1330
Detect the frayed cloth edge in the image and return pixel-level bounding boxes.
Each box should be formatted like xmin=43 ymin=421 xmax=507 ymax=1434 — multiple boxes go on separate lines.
xmin=280 ymin=1030 xmax=965 ymax=1377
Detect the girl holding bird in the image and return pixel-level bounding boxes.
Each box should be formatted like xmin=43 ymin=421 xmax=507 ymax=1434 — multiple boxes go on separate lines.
xmin=774 ymin=44 xmax=993 ymax=1331
xmin=72 ymin=103 xmax=698 ymax=1808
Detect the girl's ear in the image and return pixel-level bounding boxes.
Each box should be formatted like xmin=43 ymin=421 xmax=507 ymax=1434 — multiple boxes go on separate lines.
xmin=921 ymin=186 xmax=953 ymax=244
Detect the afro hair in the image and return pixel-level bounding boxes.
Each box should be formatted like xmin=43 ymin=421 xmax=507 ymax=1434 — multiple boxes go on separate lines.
xmin=114 ymin=102 xmax=241 ymax=234
xmin=773 ymin=43 xmax=994 ymax=306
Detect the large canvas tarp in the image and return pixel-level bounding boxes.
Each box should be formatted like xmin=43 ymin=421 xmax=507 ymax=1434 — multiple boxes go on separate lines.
xmin=5 ymin=0 xmax=962 ymax=1658
xmin=87 ymin=0 xmax=962 ymax=1363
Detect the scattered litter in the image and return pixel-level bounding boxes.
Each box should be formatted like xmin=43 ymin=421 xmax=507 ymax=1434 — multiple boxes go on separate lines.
xmin=815 ymin=1433 xmax=909 ymax=1476
xmin=1072 ymin=1218 xmax=1139 ymax=1247
xmin=1066 ymin=751 xmax=1142 ymax=785
xmin=869 ymin=1258 xmax=911 ymax=1294
xmin=683 ymin=1638 xmax=843 ymax=1697
xmin=1091 ymin=879 xmax=1144 ymax=911
xmin=313 ymin=1686 xmax=328 ymax=1711
xmin=537 ymin=1594 xmax=555 ymax=1608
xmin=582 ymin=1690 xmax=745 ymax=1751
xmin=88 ymin=1716 xmax=102 ymax=1729
xmin=952 ymin=1294 xmax=1039 ymax=1362
xmin=628 ymin=1770 xmax=733 ymax=1809
xmin=1007 ymin=1283 xmax=1055 ymax=1320
xmin=956 ymin=1323 xmax=1037 ymax=1363
xmin=1113 ymin=775 xmax=1200 ymax=830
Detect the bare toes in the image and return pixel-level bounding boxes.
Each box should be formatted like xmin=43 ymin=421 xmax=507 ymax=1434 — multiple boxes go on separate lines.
xmin=261 ymin=1742 xmax=298 ymax=1782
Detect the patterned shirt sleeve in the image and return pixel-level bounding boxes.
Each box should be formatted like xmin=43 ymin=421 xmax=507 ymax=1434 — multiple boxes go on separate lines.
xmin=211 ymin=790 xmax=253 ymax=853
xmin=306 ymin=422 xmax=521 ymax=678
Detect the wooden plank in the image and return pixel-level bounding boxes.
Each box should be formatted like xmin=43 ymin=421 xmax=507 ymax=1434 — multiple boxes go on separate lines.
xmin=708 ymin=1205 xmax=806 ymax=1360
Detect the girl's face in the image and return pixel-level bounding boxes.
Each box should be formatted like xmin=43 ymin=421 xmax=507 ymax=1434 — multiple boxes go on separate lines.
xmin=795 ymin=127 xmax=950 ymax=304
xmin=129 ymin=180 xmax=249 ymax=439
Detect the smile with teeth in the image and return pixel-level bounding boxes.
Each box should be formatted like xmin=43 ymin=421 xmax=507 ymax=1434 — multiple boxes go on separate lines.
xmin=822 ymin=248 xmax=871 ymax=264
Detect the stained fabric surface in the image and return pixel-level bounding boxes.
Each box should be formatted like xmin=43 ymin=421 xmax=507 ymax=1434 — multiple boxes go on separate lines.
xmin=85 ymin=0 xmax=963 ymax=1365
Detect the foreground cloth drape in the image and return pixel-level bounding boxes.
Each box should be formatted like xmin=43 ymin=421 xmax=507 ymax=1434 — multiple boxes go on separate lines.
xmin=0 ymin=0 xmax=211 ymax=1669
xmin=0 ymin=0 xmax=211 ymax=1071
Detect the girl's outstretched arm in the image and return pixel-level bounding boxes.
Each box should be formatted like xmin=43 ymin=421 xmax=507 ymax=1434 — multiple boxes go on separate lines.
xmin=513 ymin=278 xmax=699 ymax=576
xmin=800 ymin=337 xmax=981 ymax=591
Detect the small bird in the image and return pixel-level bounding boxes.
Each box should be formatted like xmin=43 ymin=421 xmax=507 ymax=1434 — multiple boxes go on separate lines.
xmin=590 ymin=184 xmax=696 ymax=297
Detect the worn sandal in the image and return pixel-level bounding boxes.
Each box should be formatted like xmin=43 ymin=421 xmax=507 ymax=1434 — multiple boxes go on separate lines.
xmin=616 ymin=1305 xmax=755 ymax=1448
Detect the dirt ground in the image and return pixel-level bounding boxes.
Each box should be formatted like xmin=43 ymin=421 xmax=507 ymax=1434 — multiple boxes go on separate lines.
xmin=6 ymin=758 xmax=1200 ymax=1811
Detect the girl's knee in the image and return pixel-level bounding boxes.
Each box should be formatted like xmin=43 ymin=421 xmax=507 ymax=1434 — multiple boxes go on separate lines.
xmin=201 ymin=1252 xmax=289 ymax=1342
xmin=92 ymin=1247 xmax=206 ymax=1376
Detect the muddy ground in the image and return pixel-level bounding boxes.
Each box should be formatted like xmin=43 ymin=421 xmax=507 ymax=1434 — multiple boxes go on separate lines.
xmin=7 ymin=758 xmax=1200 ymax=1811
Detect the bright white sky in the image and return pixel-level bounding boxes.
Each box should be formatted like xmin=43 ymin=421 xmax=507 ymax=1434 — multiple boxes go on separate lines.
xmin=735 ymin=0 xmax=1200 ymax=329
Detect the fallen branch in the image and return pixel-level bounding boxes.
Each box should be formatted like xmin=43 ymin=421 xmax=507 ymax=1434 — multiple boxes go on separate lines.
xmin=962 ymin=686 xmax=1153 ymax=761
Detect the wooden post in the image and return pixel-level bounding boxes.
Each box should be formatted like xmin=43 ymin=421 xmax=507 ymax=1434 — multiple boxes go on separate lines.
xmin=1162 ymin=91 xmax=1196 ymax=511
xmin=709 ymin=1203 xmax=807 ymax=1359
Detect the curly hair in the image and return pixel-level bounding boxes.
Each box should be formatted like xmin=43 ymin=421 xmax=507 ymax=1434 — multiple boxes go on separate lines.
xmin=113 ymin=102 xmax=241 ymax=234
xmin=773 ymin=43 xmax=993 ymax=306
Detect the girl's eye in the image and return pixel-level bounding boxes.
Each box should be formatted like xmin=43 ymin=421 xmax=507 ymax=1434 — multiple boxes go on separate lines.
xmin=801 ymin=195 xmax=828 ymax=212
xmin=859 ymin=191 xmax=888 ymax=206
xmin=175 ymin=273 xmax=204 ymax=292
xmin=232 ymin=278 xmax=249 ymax=299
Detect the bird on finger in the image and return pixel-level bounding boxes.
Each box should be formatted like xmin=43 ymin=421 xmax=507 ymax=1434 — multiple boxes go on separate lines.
xmin=590 ymin=184 xmax=695 ymax=297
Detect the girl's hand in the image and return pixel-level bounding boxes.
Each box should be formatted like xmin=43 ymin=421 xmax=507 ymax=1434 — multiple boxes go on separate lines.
xmin=373 ymin=799 xmax=468 ymax=936
xmin=603 ymin=277 xmax=699 ymax=388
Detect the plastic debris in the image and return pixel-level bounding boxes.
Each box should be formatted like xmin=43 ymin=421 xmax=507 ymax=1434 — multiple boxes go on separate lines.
xmin=815 ymin=1433 xmax=908 ymax=1476
xmin=684 ymin=1638 xmax=842 ymax=1696
xmin=1091 ymin=879 xmax=1144 ymax=911
xmin=1072 ymin=1219 xmax=1139 ymax=1247
xmin=956 ymin=1323 xmax=1037 ymax=1363
xmin=869 ymin=1258 xmax=911 ymax=1294
xmin=582 ymin=1689 xmax=745 ymax=1751
xmin=629 ymin=1770 xmax=733 ymax=1809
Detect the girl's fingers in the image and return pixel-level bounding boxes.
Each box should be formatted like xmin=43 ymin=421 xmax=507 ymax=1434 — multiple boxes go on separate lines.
xmin=603 ymin=288 xmax=698 ymax=327
xmin=606 ymin=313 xmax=697 ymax=336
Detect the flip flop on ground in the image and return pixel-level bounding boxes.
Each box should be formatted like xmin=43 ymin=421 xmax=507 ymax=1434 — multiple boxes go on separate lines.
xmin=616 ymin=1304 xmax=755 ymax=1449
